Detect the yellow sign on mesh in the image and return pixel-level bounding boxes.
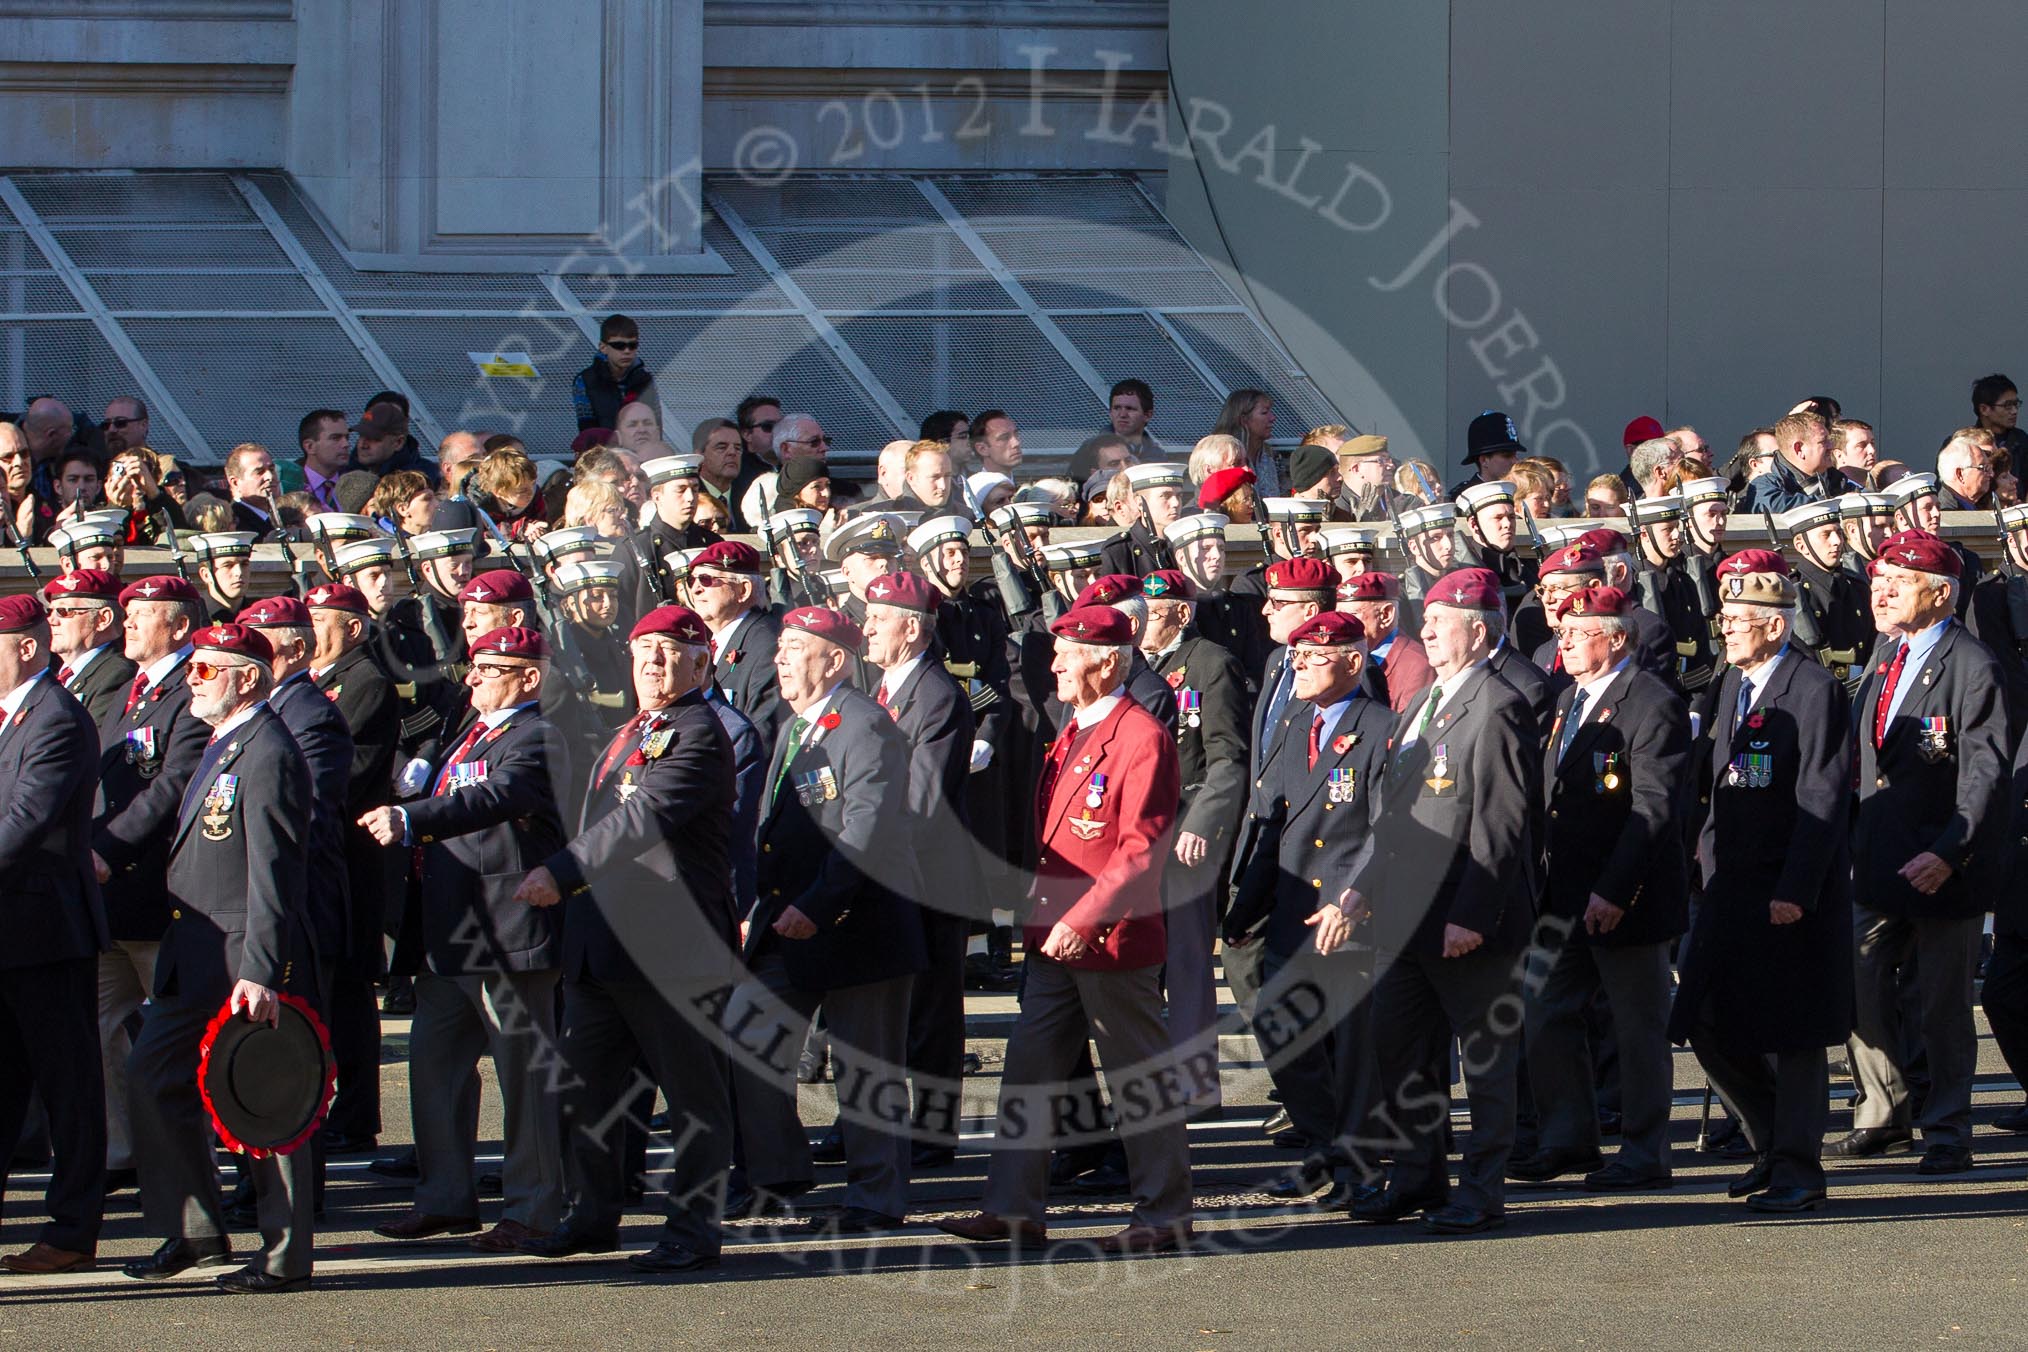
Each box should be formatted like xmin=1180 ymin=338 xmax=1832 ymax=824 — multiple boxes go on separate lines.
xmin=467 ymin=352 xmax=538 ymax=378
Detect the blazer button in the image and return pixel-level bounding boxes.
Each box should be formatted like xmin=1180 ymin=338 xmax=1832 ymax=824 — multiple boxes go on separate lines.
xmin=1550 ymin=809 xmax=1558 ymax=819
xmin=762 ymin=843 xmax=771 ymax=853
xmin=1311 ymin=879 xmax=1322 ymax=889
xmin=1313 ymin=838 xmax=1324 ymax=848
xmin=171 ymin=908 xmax=181 ymax=920
xmin=1876 ymin=777 xmax=1886 ymax=789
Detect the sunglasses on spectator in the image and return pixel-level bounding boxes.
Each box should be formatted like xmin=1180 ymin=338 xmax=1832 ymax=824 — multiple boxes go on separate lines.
xmin=787 ymin=434 xmax=832 ymax=447
xmin=741 ymin=419 xmax=779 ymax=433
xmin=603 ymin=339 xmax=638 ymax=351
xmin=188 ymin=659 xmax=248 ymax=682
xmin=104 ymin=417 xmax=141 ymax=430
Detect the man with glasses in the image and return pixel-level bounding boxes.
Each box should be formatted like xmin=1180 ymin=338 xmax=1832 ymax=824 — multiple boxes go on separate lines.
xmin=740 ymin=414 xmax=832 ymax=530
xmin=1973 ymin=373 xmax=2028 ymax=468
xmin=572 ymin=315 xmax=653 ymax=433
xmin=1937 ymin=430 xmax=1998 ymax=511
xmin=100 ymin=397 xmax=149 ymax=457
xmin=1514 ymin=586 xmax=1688 ymax=1192
xmin=1670 ymin=549 xmax=1852 ymax=1213
xmin=1336 ymin=435 xmax=1402 ymax=523
xmin=44 ymin=569 xmax=136 ymax=737
xmin=689 ymin=540 xmax=785 ymax=748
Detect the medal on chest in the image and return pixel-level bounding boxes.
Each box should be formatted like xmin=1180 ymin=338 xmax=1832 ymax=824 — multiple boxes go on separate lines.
xmin=617 ymin=770 xmax=637 ymax=802
xmin=1593 ymin=750 xmax=1621 ymax=793
xmin=1068 ymin=770 xmax=1108 ymax=839
xmin=201 ymin=771 xmax=238 ymax=841
xmin=1425 ymin=743 xmax=1454 ymax=795
xmin=1327 ymin=767 xmax=1357 ymax=803
xmin=1174 ymin=688 xmax=1201 ymax=731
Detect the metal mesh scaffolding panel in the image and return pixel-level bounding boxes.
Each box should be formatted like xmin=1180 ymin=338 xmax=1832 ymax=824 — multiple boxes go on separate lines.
xmin=712 ymin=179 xmax=941 ymax=229
xmin=1053 ymin=314 xmax=1228 ymax=444
xmin=0 ymin=319 xmax=188 ymax=454
xmin=120 ymin=316 xmax=381 ymax=457
xmin=834 ymin=314 xmax=1106 ymax=454
xmin=644 ymin=315 xmax=899 ymax=458
xmin=52 ymin=227 xmax=293 ymax=271
xmin=0 ymin=275 xmax=87 ymax=317
xmin=1165 ymin=311 xmax=1341 ymax=436
xmin=12 ymin=174 xmax=256 ymax=225
xmin=935 ymin=176 xmax=1169 ymax=229
xmin=91 ymin=272 xmax=323 ymax=314
xmin=1020 ymin=270 xmax=1238 ymax=312
xmin=362 ymin=316 xmax=587 ymax=455
xmin=977 ymin=222 xmax=1199 ymax=272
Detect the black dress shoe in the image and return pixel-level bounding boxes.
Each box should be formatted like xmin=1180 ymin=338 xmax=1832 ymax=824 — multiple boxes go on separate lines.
xmin=101 ymin=1167 xmax=138 ymax=1196
xmin=1746 ymin=1186 xmax=1825 ymax=1213
xmin=1315 ymin=1179 xmax=1363 ymax=1211
xmin=1727 ymin=1157 xmax=1773 ymax=1198
xmin=1260 ymin=1108 xmax=1293 ymax=1137
xmin=811 ymin=1126 xmax=846 ymax=1164
xmin=1270 ymin=1127 xmax=1315 ymax=1152
xmin=318 ymin=1130 xmax=377 ymax=1155
xmin=368 ymin=1148 xmax=420 ymax=1181
xmin=1422 ymin=1203 xmax=1504 ymax=1235
xmin=1994 ymin=1104 xmax=2028 ymax=1134
xmin=1697 ymin=1116 xmax=1743 ymax=1154
xmin=1260 ymin=1162 xmax=1333 ymax=1200
xmin=811 ymin=1206 xmax=905 ymax=1235
xmin=1070 ymin=1160 xmax=1130 ymax=1196
xmin=1581 ymin=1162 xmax=1672 ymax=1192
xmin=123 ymin=1237 xmax=233 ymax=1281
xmin=217 ymin=1265 xmax=311 ymax=1294
xmin=628 ymin=1241 xmax=719 ymax=1273
xmin=1823 ymin=1126 xmax=1914 ymax=1159
xmin=724 ymin=1180 xmax=810 ymax=1220
xmin=1047 ymin=1145 xmax=1108 ymax=1187
xmin=380 ymin=981 xmax=416 ymax=1015
xmin=1596 ymin=1110 xmax=1623 ymax=1137
xmin=478 ymin=1171 xmax=502 ymax=1196
xmin=1916 ymin=1145 xmax=1973 ymax=1175
xmin=960 ymin=1053 xmax=984 ymax=1077
xmin=1350 ymin=1185 xmax=1448 ymax=1223
xmin=1506 ymin=1147 xmax=1605 ymax=1183
xmin=1717 ymin=1132 xmax=1757 ymax=1160
xmin=223 ymin=1200 xmax=259 ymax=1228
xmin=519 ymin=1227 xmax=620 ymax=1258
xmin=911 ymin=1144 xmax=957 ymax=1169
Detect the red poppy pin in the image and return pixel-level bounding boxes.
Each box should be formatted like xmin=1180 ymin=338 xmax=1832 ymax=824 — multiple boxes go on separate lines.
xmin=818 ymin=712 xmax=841 ymax=731
xmin=723 ymin=649 xmax=741 ymax=666
xmin=1332 ymin=733 xmax=1354 ymax=754
xmin=1166 ymin=670 xmax=1185 ymax=689
xmin=1747 ymin=712 xmax=1765 ymax=730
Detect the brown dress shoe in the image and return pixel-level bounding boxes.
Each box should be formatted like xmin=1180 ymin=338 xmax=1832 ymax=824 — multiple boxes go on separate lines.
xmin=1096 ymin=1223 xmax=1193 ymax=1254
xmin=469 ymin=1220 xmax=538 ymax=1253
xmin=2 ymin=1243 xmax=94 ymax=1274
xmin=374 ymin=1212 xmax=480 ymax=1240
xmin=934 ymin=1213 xmax=1048 ymax=1247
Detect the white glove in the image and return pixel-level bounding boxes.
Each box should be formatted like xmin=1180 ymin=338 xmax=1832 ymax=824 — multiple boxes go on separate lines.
xmin=968 ymin=739 xmax=994 ymax=773
xmin=395 ymin=757 xmax=433 ymax=798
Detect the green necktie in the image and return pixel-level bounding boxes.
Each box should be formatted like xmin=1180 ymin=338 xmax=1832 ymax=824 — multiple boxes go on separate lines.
xmin=769 ymin=715 xmax=810 ymax=811
xmin=1400 ymin=683 xmax=1443 ymax=759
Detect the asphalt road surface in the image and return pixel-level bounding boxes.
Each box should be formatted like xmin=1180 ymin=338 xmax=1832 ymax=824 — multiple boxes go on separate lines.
xmin=7 ymin=993 xmax=2028 ymax=1350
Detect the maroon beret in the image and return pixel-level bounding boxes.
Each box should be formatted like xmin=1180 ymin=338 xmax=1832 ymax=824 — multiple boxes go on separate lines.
xmin=1049 ymin=605 xmax=1135 ymax=646
xmin=570 ymin=428 xmax=615 ymax=456
xmin=1288 ymin=610 xmax=1366 ymax=646
xmin=1718 ymin=547 xmax=1792 ymax=578
xmin=1263 ymin=556 xmax=1337 ymax=595
xmin=1872 ymin=528 xmax=1961 ymax=579
xmin=1574 ymin=527 xmax=1629 ymax=556
xmin=305 ymin=582 xmax=370 ymax=615
xmin=1142 ymin=569 xmax=1195 ymax=600
xmin=1337 ymin=571 xmax=1400 ymax=603
xmin=240 ymin=595 xmax=311 ymax=629
xmin=1539 ymin=543 xmax=1606 ymax=577
xmin=43 ymin=568 xmax=120 ymax=604
xmin=471 ymin=625 xmax=550 ymax=661
xmin=628 ymin=605 xmax=712 ymax=645
xmin=0 ymin=594 xmax=46 ymax=633
xmin=863 ymin=571 xmax=939 ymax=613
xmin=191 ymin=622 xmax=274 ymax=667
xmin=458 ymin=569 xmax=534 ymax=605
xmin=118 ymin=575 xmax=199 ymax=607
xmin=1074 ymin=573 xmax=1144 ymax=609
xmin=1556 ymin=585 xmax=1632 ymax=621
xmin=1623 ymin=415 xmax=1664 ymax=446
xmin=1197 ymin=466 xmax=1256 ymax=509
xmin=691 ymin=540 xmax=764 ymax=575
xmin=1425 ymin=567 xmax=1505 ymax=611
xmin=780 ymin=603 xmax=866 ymax=653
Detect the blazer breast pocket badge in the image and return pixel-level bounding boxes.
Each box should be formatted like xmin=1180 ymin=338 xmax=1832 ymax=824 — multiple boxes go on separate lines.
xmin=1424 ymin=744 xmax=1455 ymax=796
xmin=201 ymin=773 xmax=238 ymax=841
xmin=1917 ymin=716 xmax=1952 ymax=764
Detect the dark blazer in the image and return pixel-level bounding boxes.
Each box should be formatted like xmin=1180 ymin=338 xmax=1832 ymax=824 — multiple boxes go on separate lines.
xmin=1151 ymin=634 xmax=1249 ymax=848
xmin=1490 ymin=637 xmax=1561 ymax=750
xmin=706 ymin=687 xmax=764 ymax=916
xmin=1671 ymin=653 xmax=1853 ymax=1052
xmin=1852 ymin=622 xmax=2010 ymax=921
xmin=230 ymin=498 xmax=278 ymax=540
xmin=1540 ymin=666 xmax=1690 ymax=947
xmin=0 ymin=673 xmax=105 ymax=968
xmin=375 ymin=593 xmax=469 ymax=758
xmin=880 ymin=655 xmax=985 ymax=922
xmin=401 ymin=705 xmax=568 ymax=974
xmin=1966 ymin=571 xmax=2028 ymax=746
xmin=316 ymin=642 xmax=402 ymax=962
xmin=268 ymin=671 xmax=355 ymax=963
xmin=617 ymin=518 xmax=718 ymax=625
xmin=713 ymin=607 xmax=785 ymax=750
xmin=1350 ymin=662 xmax=1540 ymax=957
xmin=1228 ymin=690 xmax=1392 ymax=957
xmin=158 ymin=705 xmax=314 ymax=999
xmin=548 ymin=690 xmax=735 ymax=986
xmin=1096 ymin=520 xmax=1175 ymax=579
xmin=1794 ymin=556 xmax=1875 ymax=695
xmin=748 ymin=685 xmax=928 ymax=992
xmin=94 ymin=655 xmax=210 ymax=941
xmin=60 ymin=642 xmax=137 ymax=740
xmin=1252 ymin=646 xmax=1295 ymax=773
xmin=1192 ymin=589 xmax=1272 ymax=698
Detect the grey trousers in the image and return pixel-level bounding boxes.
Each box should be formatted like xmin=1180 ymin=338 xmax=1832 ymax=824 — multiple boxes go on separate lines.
xmin=130 ymin=991 xmax=313 ymax=1277
xmin=1847 ymin=906 xmax=1982 ymax=1150
xmin=727 ymin=954 xmax=914 ymax=1220
xmin=1162 ymin=853 xmax=1221 ymax=1087
xmin=1369 ymin=945 xmax=1524 ymax=1215
xmin=1688 ymin=1011 xmax=1828 ymax=1193
xmin=1524 ymin=940 xmax=1674 ymax=1175
xmin=410 ymin=968 xmax=563 ymax=1230
xmin=981 ymin=956 xmax=1194 ymax=1229
xmin=95 ymin=939 xmax=157 ymax=1171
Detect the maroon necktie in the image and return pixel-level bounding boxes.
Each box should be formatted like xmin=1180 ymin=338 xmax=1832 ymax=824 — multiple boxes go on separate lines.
xmin=56 ymin=664 xmax=72 ymax=686
xmin=594 ymin=712 xmax=650 ymax=790
xmin=1308 ymin=711 xmax=1324 ymax=771
xmin=432 ymin=719 xmax=490 ymax=796
xmin=1873 ymin=641 xmax=1910 ymax=748
xmin=123 ymin=671 xmax=149 ymax=716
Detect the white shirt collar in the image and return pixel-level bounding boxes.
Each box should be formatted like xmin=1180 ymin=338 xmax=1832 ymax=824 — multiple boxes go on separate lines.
xmin=478 ymin=698 xmax=536 ymax=731
xmin=0 ymin=668 xmax=46 ymax=720
xmin=143 ymin=643 xmax=192 ymax=688
xmin=878 ymin=650 xmax=929 ymax=702
xmin=796 ymin=681 xmax=846 ymax=728
xmin=1737 ymin=644 xmax=1789 ymax=696
xmin=62 ymin=641 xmax=111 ymax=683
xmin=1073 ymin=688 xmax=1125 ymax=730
xmin=209 ymin=699 xmax=265 ymax=743
xmin=1574 ymin=657 xmax=1631 ymax=707
xmin=711 ymin=609 xmax=754 ymax=657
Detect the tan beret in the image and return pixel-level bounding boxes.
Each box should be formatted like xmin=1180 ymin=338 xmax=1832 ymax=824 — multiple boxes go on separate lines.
xmin=1336 ymin=434 xmax=1390 ymax=459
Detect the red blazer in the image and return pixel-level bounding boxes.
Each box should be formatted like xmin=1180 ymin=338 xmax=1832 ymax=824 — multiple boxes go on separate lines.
xmin=1378 ymin=633 xmax=1435 ymax=715
xmin=1027 ymin=696 xmax=1179 ymax=970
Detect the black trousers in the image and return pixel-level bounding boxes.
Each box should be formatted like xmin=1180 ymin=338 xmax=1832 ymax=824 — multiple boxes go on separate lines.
xmin=0 ymin=957 xmax=105 ymax=1253
xmin=1257 ymin=941 xmax=1378 ymax=1179
xmin=556 ymin=976 xmax=731 ymax=1256
xmin=322 ymin=956 xmax=383 ymax=1140
xmin=905 ymin=909 xmax=969 ymax=1149
xmin=1687 ymin=1007 xmax=1828 ymax=1193
xmin=1981 ymin=930 xmax=2028 ymax=1089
